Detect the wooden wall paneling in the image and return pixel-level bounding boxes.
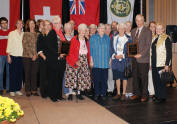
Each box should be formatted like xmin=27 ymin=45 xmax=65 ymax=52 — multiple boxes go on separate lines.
xmin=154 ymin=0 xmax=158 ymax=22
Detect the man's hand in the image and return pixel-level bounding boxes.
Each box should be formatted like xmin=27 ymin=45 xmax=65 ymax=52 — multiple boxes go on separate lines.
xmin=134 ymin=54 xmax=142 ymax=59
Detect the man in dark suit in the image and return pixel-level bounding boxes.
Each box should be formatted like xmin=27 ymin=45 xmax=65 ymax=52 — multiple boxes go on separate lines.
xmin=130 ymin=14 xmax=152 ymax=102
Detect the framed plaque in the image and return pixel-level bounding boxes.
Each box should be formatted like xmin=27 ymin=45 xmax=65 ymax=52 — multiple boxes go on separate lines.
xmin=59 ymin=40 xmax=71 ymax=55
xmin=127 ymin=42 xmax=139 ymax=57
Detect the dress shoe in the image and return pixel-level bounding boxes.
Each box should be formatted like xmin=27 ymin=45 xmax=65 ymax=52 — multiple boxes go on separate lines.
xmin=26 ymin=92 xmax=31 ymax=97
xmin=154 ymin=98 xmax=166 ymax=103
xmin=130 ymin=95 xmax=139 ymax=100
xmin=32 ymin=92 xmax=39 ymax=96
xmin=10 ymin=92 xmax=15 ymax=97
xmin=94 ymin=95 xmax=99 ymax=100
xmin=15 ymin=91 xmax=23 ymax=96
xmin=100 ymin=95 xmax=106 ymax=101
xmin=121 ymin=95 xmax=126 ymax=101
xmin=112 ymin=95 xmax=121 ymax=101
xmin=107 ymin=92 xmax=113 ymax=97
xmin=68 ymin=94 xmax=73 ymax=101
xmin=50 ymin=98 xmax=58 ymax=102
xmin=141 ymin=96 xmax=148 ymax=102
xmin=57 ymin=97 xmax=64 ymax=101
xmin=76 ymin=95 xmax=84 ymax=100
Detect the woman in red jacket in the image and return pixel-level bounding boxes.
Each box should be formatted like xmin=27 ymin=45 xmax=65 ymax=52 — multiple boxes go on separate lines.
xmin=65 ymin=23 xmax=91 ymax=100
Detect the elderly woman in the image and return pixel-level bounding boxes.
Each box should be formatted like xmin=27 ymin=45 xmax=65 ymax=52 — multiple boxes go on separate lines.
xmin=6 ymin=20 xmax=24 ymax=97
xmin=85 ymin=27 xmax=90 ymax=40
xmin=52 ymin=16 xmax=66 ymax=100
xmin=65 ymin=23 xmax=91 ymax=101
xmin=151 ymin=23 xmax=172 ymax=103
xmin=125 ymin=21 xmax=132 ymax=37
xmin=22 ymin=19 xmax=39 ymax=97
xmin=89 ymin=24 xmax=97 ymax=37
xmin=111 ymin=23 xmax=132 ymax=101
xmin=37 ymin=20 xmax=61 ymax=102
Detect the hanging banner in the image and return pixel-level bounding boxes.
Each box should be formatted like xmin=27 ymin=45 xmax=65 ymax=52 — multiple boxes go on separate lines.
xmin=70 ymin=0 xmax=100 ymax=28
xmin=30 ymin=0 xmax=62 ymax=22
xmin=0 ymin=0 xmax=20 ymax=30
xmin=107 ymin=0 xmax=135 ymax=24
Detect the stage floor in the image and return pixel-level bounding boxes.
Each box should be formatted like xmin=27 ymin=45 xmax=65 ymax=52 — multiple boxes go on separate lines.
xmin=89 ymin=87 xmax=177 ymax=124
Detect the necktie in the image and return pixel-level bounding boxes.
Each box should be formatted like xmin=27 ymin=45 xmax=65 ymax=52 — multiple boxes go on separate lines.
xmin=135 ymin=29 xmax=139 ymax=42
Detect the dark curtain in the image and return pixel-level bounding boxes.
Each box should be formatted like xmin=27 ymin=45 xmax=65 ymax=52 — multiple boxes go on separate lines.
xmin=132 ymin=0 xmax=141 ymax=28
xmin=20 ymin=0 xmax=30 ymax=24
xmin=62 ymin=0 xmax=70 ymax=25
xmin=99 ymin=0 xmax=107 ymax=24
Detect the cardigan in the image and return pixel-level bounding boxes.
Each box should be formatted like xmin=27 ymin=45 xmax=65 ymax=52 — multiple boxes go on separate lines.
xmin=66 ymin=35 xmax=90 ymax=68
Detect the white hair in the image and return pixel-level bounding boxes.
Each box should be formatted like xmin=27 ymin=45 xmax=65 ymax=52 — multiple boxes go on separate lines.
xmin=117 ymin=23 xmax=126 ymax=29
xmin=97 ymin=23 xmax=105 ymax=29
xmin=52 ymin=16 xmax=61 ymax=24
xmin=78 ymin=23 xmax=87 ymax=32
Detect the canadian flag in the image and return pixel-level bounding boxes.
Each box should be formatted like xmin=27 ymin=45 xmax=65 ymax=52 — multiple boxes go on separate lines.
xmin=30 ymin=0 xmax=62 ymax=22
xmin=0 ymin=0 xmax=20 ymax=30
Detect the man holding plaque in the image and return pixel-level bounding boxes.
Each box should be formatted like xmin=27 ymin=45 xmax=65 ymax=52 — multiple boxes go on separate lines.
xmin=130 ymin=14 xmax=152 ymax=102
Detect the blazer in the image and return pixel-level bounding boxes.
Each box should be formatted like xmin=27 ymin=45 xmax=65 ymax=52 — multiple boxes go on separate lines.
xmin=66 ymin=35 xmax=90 ymax=68
xmin=131 ymin=26 xmax=152 ymax=63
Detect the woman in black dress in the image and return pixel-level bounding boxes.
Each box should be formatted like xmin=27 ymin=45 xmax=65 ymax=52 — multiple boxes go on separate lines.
xmin=37 ymin=20 xmax=61 ymax=102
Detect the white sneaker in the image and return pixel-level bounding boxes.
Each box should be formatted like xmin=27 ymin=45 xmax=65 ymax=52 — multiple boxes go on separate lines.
xmin=10 ymin=92 xmax=15 ymax=97
xmin=15 ymin=91 xmax=23 ymax=96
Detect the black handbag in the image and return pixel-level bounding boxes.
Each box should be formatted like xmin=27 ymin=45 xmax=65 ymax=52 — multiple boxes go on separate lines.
xmin=124 ymin=59 xmax=132 ymax=78
xmin=160 ymin=70 xmax=174 ymax=84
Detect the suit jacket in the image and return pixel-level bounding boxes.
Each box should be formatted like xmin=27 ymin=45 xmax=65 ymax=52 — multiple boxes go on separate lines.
xmin=66 ymin=35 xmax=90 ymax=68
xmin=131 ymin=26 xmax=152 ymax=63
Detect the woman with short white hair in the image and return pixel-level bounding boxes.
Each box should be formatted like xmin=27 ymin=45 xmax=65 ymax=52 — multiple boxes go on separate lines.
xmin=65 ymin=23 xmax=91 ymax=101
xmin=64 ymin=23 xmax=73 ymax=41
xmin=111 ymin=23 xmax=132 ymax=101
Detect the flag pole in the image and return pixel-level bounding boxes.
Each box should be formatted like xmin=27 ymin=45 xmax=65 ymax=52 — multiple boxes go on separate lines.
xmin=140 ymin=0 xmax=143 ymax=15
xmin=22 ymin=0 xmax=24 ymax=20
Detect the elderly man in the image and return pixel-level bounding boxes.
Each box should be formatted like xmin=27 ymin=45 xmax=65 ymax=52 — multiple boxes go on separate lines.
xmin=89 ymin=23 xmax=110 ymax=100
xmin=89 ymin=24 xmax=97 ymax=37
xmin=110 ymin=21 xmax=118 ymax=39
xmin=69 ymin=20 xmax=78 ymax=36
xmin=130 ymin=14 xmax=152 ymax=102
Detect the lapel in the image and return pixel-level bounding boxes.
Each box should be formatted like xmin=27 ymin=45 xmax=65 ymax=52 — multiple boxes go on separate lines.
xmin=138 ymin=26 xmax=145 ymax=42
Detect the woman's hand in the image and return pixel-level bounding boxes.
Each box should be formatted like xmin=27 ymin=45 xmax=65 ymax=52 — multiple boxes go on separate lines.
xmin=90 ymin=57 xmax=94 ymax=68
xmin=134 ymin=54 xmax=142 ymax=59
xmin=59 ymin=54 xmax=66 ymax=59
xmin=164 ymin=66 xmax=169 ymax=72
xmin=7 ymin=55 xmax=12 ymax=64
xmin=32 ymin=55 xmax=37 ymax=61
xmin=109 ymin=59 xmax=112 ymax=68
xmin=115 ymin=55 xmax=123 ymax=59
xmin=76 ymin=61 xmax=81 ymax=67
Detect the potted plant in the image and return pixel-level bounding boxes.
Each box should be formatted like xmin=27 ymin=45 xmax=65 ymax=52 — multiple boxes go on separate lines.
xmin=0 ymin=96 xmax=24 ymax=124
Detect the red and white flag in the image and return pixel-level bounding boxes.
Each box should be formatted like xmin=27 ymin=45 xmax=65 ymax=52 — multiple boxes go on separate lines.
xmin=0 ymin=0 xmax=20 ymax=30
xmin=30 ymin=0 xmax=62 ymax=22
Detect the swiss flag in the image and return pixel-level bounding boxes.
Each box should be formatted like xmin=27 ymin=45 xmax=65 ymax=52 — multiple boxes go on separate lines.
xmin=0 ymin=0 xmax=20 ymax=30
xmin=70 ymin=0 xmax=100 ymax=28
xmin=30 ymin=0 xmax=62 ymax=22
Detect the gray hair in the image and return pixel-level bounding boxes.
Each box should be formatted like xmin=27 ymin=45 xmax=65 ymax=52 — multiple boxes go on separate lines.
xmin=89 ymin=24 xmax=97 ymax=29
xmin=78 ymin=23 xmax=87 ymax=32
xmin=52 ymin=16 xmax=61 ymax=24
xmin=97 ymin=23 xmax=105 ymax=29
xmin=117 ymin=23 xmax=126 ymax=29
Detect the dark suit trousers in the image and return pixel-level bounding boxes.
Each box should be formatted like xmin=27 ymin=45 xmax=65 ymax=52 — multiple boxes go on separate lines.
xmin=152 ymin=67 xmax=166 ymax=99
xmin=23 ymin=57 xmax=38 ymax=92
xmin=132 ymin=59 xmax=149 ymax=97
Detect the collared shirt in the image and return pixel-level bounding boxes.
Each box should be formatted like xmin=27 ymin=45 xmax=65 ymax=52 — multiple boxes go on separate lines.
xmin=0 ymin=29 xmax=10 ymax=55
xmin=89 ymin=33 xmax=110 ymax=68
xmin=79 ymin=39 xmax=88 ymax=55
xmin=136 ymin=26 xmax=144 ymax=38
xmin=6 ymin=29 xmax=24 ymax=57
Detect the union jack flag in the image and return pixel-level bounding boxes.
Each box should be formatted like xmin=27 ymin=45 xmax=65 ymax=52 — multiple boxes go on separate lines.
xmin=70 ymin=0 xmax=76 ymax=15
xmin=79 ymin=0 xmax=85 ymax=15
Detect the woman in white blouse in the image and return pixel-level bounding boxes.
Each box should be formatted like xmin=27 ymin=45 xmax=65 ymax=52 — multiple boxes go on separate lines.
xmin=6 ymin=19 xmax=24 ymax=97
xmin=110 ymin=23 xmax=132 ymax=101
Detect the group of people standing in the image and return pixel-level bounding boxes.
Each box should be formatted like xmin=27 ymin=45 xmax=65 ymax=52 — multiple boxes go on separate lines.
xmin=0 ymin=14 xmax=172 ymax=103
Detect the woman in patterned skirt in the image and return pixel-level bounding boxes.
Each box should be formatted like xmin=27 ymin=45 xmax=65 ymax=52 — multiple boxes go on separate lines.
xmin=65 ymin=23 xmax=91 ymax=100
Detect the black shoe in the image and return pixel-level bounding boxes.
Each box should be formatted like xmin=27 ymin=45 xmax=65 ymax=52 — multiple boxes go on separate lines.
xmin=26 ymin=93 xmax=31 ymax=97
xmin=57 ymin=97 xmax=64 ymax=101
xmin=68 ymin=94 xmax=73 ymax=101
xmin=32 ymin=92 xmax=39 ymax=96
xmin=152 ymin=96 xmax=157 ymax=101
xmin=107 ymin=92 xmax=113 ymax=97
xmin=50 ymin=98 xmax=58 ymax=102
xmin=101 ymin=96 xmax=106 ymax=101
xmin=154 ymin=98 xmax=166 ymax=103
xmin=0 ymin=90 xmax=3 ymax=95
xmin=76 ymin=95 xmax=84 ymax=100
xmin=94 ymin=95 xmax=99 ymax=100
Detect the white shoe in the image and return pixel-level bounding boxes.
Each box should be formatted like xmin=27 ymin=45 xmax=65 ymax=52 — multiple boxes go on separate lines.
xmin=10 ymin=92 xmax=15 ymax=97
xmin=15 ymin=91 xmax=23 ymax=96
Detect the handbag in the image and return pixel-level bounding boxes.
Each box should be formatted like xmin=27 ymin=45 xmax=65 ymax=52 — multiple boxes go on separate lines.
xmin=124 ymin=59 xmax=132 ymax=78
xmin=160 ymin=70 xmax=174 ymax=84
xmin=111 ymin=59 xmax=126 ymax=72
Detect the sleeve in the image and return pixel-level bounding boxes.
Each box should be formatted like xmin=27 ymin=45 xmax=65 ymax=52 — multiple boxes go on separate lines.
xmin=89 ymin=36 xmax=93 ymax=57
xmin=165 ymin=37 xmax=172 ymax=66
xmin=6 ymin=32 xmax=13 ymax=54
xmin=110 ymin=37 xmax=116 ymax=59
xmin=47 ymin=30 xmax=58 ymax=56
xmin=37 ymin=34 xmax=43 ymax=54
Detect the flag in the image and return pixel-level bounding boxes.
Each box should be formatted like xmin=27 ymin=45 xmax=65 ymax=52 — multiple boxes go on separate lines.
xmin=0 ymin=0 xmax=20 ymax=30
xmin=30 ymin=0 xmax=62 ymax=22
xmin=107 ymin=0 xmax=135 ymax=24
xmin=70 ymin=0 xmax=100 ymax=28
